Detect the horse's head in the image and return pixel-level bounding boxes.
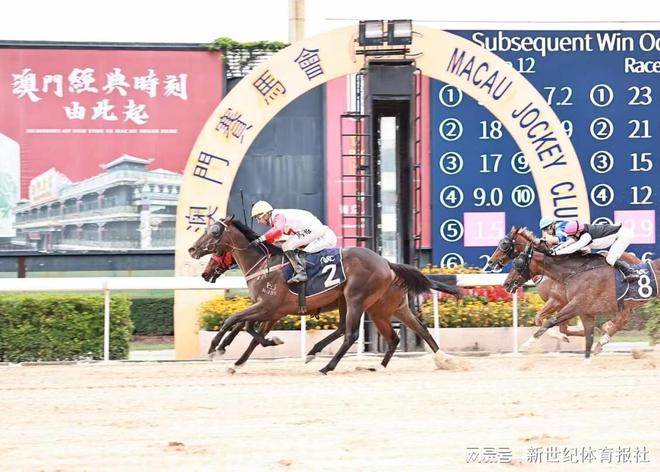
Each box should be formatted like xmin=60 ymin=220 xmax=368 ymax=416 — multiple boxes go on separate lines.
xmin=188 ymin=216 xmax=235 ymax=259
xmin=503 ymin=244 xmax=534 ymax=293
xmin=202 ymin=252 xmax=236 ymax=283
xmin=487 ymin=226 xmax=520 ymax=270
xmin=487 ymin=226 xmax=539 ymax=271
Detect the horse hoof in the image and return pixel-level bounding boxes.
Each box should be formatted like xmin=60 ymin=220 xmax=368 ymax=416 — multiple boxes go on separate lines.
xmin=319 ymin=368 xmax=329 ymax=375
xmin=217 ymin=349 xmax=226 ymax=356
xmin=272 ymin=337 xmax=284 ymax=345
xmin=561 ymin=335 xmax=570 ymax=343
xmin=226 ymin=367 xmax=236 ymax=374
xmin=305 ymin=354 xmax=315 ymax=364
xmin=592 ymin=344 xmax=603 ymax=356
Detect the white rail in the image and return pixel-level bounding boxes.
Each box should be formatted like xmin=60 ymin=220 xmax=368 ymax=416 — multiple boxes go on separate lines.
xmin=0 ymin=274 xmax=524 ymax=361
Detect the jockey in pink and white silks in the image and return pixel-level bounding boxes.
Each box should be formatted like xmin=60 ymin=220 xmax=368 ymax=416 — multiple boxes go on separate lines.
xmin=549 ymin=221 xmax=639 ymax=282
xmin=250 ymin=200 xmax=338 ymax=284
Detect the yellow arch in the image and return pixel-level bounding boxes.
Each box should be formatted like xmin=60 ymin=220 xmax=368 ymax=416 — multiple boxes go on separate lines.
xmin=174 ymin=25 xmax=589 ymax=358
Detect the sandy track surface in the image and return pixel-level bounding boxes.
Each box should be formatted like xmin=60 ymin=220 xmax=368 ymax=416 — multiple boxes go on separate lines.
xmin=1 ymin=352 xmax=659 ymax=471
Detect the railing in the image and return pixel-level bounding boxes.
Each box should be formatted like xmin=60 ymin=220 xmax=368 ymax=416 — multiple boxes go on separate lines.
xmin=0 ymin=274 xmax=524 ymax=362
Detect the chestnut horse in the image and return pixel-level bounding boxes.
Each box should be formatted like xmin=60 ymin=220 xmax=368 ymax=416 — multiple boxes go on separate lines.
xmin=504 ymin=243 xmax=659 ymax=358
xmin=487 ymin=226 xmax=640 ymax=353
xmin=190 ymin=216 xmax=460 ymax=373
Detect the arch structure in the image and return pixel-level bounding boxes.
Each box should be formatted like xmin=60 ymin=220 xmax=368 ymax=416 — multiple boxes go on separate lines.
xmin=174 ymin=25 xmax=589 ymax=358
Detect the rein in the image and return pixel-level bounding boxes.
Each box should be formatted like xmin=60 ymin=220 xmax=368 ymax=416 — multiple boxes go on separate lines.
xmin=219 ymin=224 xmax=283 ymax=280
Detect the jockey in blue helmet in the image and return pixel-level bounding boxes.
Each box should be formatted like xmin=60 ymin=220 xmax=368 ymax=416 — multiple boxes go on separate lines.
xmin=534 ymin=216 xmax=569 ymax=246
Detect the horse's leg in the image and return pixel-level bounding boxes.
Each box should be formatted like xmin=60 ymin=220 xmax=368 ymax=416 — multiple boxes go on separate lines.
xmin=208 ymin=303 xmax=272 ymax=355
xmin=581 ymin=315 xmax=595 ymax=360
xmin=371 ymin=313 xmax=400 ymax=368
xmin=593 ymin=309 xmax=632 ymax=355
xmin=559 ymin=321 xmax=584 ymax=337
xmin=306 ymin=298 xmax=347 ymax=363
xmin=234 ymin=321 xmax=277 ymax=367
xmin=523 ymin=297 xmax=565 ymax=348
xmin=245 ymin=321 xmax=284 ymax=347
xmin=319 ymin=301 xmax=364 ymax=375
xmin=306 ymin=320 xmax=346 ymax=363
xmin=393 ymin=298 xmax=440 ymax=353
xmin=521 ymin=301 xmax=581 ymax=351
xmin=217 ymin=321 xmax=246 ymax=354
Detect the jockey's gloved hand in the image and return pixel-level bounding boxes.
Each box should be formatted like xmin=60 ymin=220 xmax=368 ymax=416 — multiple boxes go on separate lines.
xmin=248 ymin=236 xmax=265 ymax=248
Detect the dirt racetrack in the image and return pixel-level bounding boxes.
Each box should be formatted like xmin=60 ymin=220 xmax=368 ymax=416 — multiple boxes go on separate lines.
xmin=1 ymin=352 xmax=659 ymax=471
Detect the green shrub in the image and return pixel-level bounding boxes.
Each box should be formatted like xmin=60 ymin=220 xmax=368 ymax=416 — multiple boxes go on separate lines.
xmin=130 ymin=297 xmax=173 ymax=335
xmin=420 ymin=290 xmax=542 ymax=328
xmin=0 ymin=294 xmax=132 ymax=362
xmin=642 ymin=300 xmax=660 ymax=344
xmin=198 ymin=289 xmax=545 ymax=331
xmin=198 ymin=296 xmax=341 ymax=331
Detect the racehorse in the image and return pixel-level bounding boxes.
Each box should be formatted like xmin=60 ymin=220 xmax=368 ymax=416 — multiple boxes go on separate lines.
xmin=189 ymin=216 xmax=460 ymax=373
xmin=201 ymin=253 xmax=460 ymax=368
xmin=487 ymin=226 xmax=641 ymax=352
xmin=503 ymin=243 xmax=659 ymax=358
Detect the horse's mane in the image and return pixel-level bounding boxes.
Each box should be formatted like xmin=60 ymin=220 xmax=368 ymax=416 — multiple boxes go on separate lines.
xmin=512 ymin=226 xmax=536 ymax=242
xmin=230 ymin=218 xmax=284 ymax=255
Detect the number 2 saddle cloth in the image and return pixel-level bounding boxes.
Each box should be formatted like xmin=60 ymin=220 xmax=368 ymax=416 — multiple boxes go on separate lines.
xmin=281 ymin=248 xmax=346 ymax=296
xmin=615 ymin=261 xmax=658 ymax=305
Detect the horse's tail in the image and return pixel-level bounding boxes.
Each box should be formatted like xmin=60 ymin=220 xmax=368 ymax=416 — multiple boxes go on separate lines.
xmin=388 ymin=262 xmax=432 ymax=294
xmin=426 ymin=273 xmax=463 ymax=298
xmin=387 ymin=262 xmax=462 ymax=298
xmin=387 ymin=262 xmax=463 ymax=298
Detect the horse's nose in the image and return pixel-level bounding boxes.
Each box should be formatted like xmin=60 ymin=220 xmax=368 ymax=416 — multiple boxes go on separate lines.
xmin=188 ymin=247 xmax=197 ymax=258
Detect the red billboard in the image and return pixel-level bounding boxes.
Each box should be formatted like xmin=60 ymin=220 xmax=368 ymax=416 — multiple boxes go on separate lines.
xmin=0 ymin=46 xmax=223 ymax=251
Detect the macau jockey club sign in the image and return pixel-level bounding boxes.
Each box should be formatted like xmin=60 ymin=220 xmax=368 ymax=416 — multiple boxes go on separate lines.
xmin=173 ymin=24 xmax=589 ymax=359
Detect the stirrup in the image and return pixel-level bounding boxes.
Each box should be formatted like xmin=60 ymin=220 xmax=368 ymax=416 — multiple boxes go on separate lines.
xmin=287 ymin=272 xmax=308 ymax=285
xmin=623 ymin=271 xmax=640 ymax=282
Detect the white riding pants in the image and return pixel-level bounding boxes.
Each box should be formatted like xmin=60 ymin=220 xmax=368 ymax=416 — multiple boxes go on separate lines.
xmin=586 ymin=227 xmax=633 ymax=265
xmin=282 ymin=225 xmax=337 ymax=253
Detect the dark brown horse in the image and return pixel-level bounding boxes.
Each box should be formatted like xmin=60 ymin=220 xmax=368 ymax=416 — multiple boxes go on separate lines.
xmin=503 ymin=243 xmax=659 ymax=358
xmin=487 ymin=226 xmax=640 ymax=352
xmin=190 ymin=216 xmax=459 ymax=373
xmin=202 ymin=253 xmax=460 ymax=368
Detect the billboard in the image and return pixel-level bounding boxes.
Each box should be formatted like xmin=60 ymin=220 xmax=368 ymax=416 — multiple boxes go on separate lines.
xmin=431 ymin=30 xmax=659 ymax=269
xmin=0 ymin=46 xmax=223 ymax=251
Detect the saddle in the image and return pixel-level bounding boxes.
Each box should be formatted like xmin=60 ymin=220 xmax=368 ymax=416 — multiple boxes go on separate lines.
xmin=282 ymin=248 xmax=346 ymax=313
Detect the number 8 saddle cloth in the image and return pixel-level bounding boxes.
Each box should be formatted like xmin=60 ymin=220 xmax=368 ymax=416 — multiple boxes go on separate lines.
xmin=615 ymin=261 xmax=658 ymax=304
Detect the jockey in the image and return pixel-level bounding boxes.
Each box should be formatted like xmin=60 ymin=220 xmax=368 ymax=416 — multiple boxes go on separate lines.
xmin=549 ymin=220 xmax=639 ymax=282
xmin=249 ymin=200 xmax=338 ymax=285
xmin=534 ymin=216 xmax=570 ymax=246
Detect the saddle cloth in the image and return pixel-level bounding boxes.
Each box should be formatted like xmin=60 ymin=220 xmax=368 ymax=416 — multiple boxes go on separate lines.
xmin=615 ymin=262 xmax=658 ymax=302
xmin=282 ymin=248 xmax=346 ymax=296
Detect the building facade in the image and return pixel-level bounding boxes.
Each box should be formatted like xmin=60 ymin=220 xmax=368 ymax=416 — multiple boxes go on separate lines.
xmin=13 ymin=155 xmax=180 ymax=251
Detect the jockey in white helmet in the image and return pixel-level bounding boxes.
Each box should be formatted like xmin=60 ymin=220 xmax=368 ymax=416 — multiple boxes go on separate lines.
xmin=249 ymin=200 xmax=337 ymax=284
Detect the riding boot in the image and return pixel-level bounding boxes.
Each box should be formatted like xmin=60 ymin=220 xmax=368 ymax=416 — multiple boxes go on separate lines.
xmin=285 ymin=250 xmax=308 ymax=284
xmin=614 ymin=259 xmax=639 ymax=282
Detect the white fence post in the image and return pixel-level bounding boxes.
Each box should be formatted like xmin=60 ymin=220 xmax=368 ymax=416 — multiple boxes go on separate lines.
xmin=300 ymin=315 xmax=307 ymax=360
xmin=432 ymin=291 xmax=440 ymax=344
xmin=513 ymin=289 xmax=519 ymax=354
